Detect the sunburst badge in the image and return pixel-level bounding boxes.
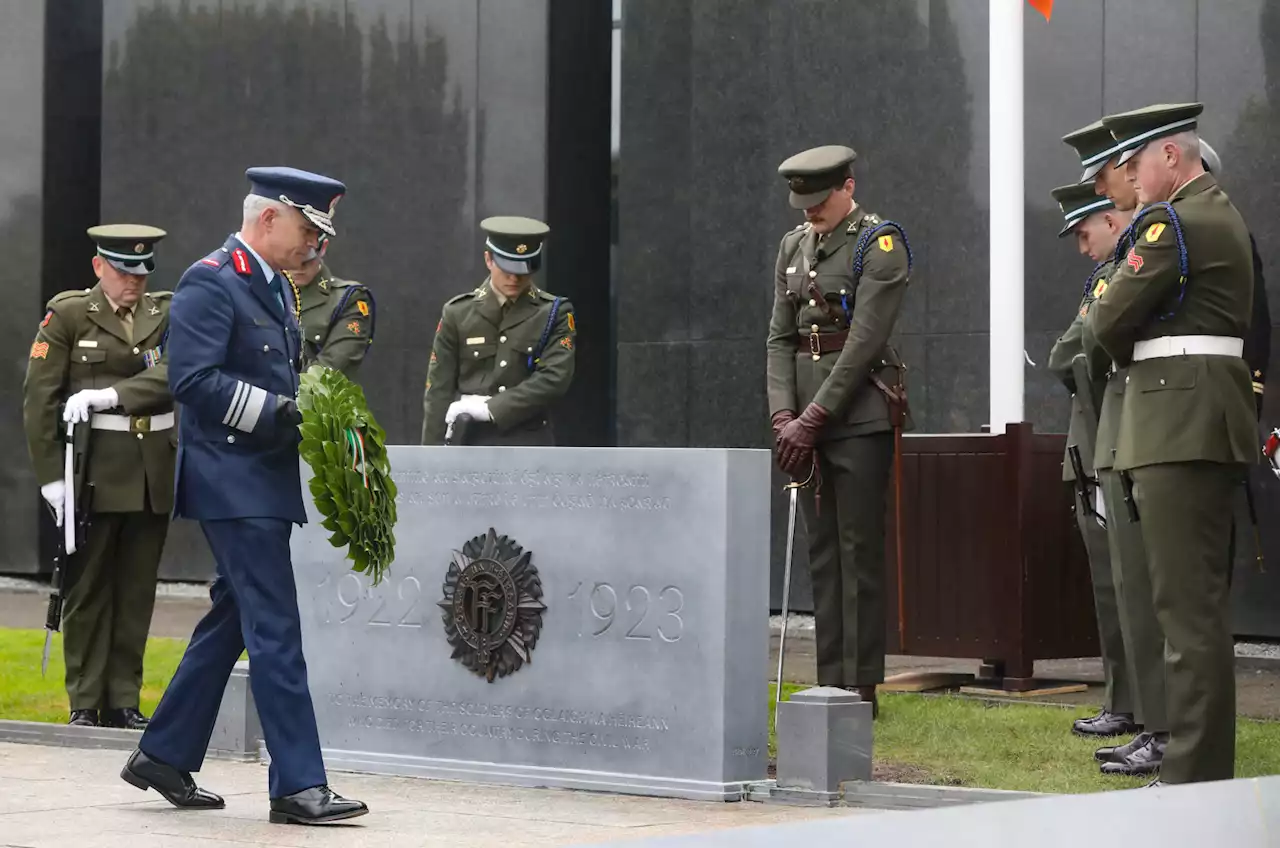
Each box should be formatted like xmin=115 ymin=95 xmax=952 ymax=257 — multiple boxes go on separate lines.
xmin=438 ymin=528 xmax=546 ymax=682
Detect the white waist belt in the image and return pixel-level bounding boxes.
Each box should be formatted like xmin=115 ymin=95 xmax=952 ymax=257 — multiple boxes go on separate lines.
xmin=1132 ymin=335 xmax=1243 ymax=362
xmin=90 ymin=411 xmax=175 ymax=432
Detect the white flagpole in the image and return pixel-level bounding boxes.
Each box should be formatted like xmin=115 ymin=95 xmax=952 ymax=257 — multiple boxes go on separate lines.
xmin=989 ymin=0 xmax=1025 ymax=433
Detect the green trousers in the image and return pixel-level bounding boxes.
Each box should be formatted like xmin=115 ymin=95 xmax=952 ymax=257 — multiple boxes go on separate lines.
xmin=1130 ymin=462 xmax=1238 ymax=784
xmin=799 ymin=432 xmax=894 ymax=687
xmin=1098 ymin=468 xmax=1168 ymax=732
xmin=62 ymin=511 xmax=168 ymax=710
xmin=1073 ymin=486 xmax=1132 ymax=715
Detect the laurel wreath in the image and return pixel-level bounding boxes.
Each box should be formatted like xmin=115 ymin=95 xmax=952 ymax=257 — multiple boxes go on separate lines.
xmin=296 ymin=364 xmax=396 ymax=586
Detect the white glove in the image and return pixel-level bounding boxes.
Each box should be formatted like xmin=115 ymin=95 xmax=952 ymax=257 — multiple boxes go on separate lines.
xmin=444 ymin=395 xmax=492 ymax=441
xmin=62 ymin=387 xmax=119 ymax=424
xmin=40 ymin=480 xmax=65 ymax=527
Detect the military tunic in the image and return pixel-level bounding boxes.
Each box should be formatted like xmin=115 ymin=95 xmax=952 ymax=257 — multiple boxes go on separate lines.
xmin=765 ymin=205 xmax=911 ymax=687
xmin=1087 ymin=172 xmax=1256 ymax=784
xmin=1047 ymin=261 xmax=1131 ymax=720
xmin=1080 ymin=269 xmax=1167 ymax=737
xmin=22 ymin=283 xmax=175 ymax=712
xmin=293 ymin=262 xmax=374 ymax=378
xmin=421 ymin=279 xmax=576 ymax=445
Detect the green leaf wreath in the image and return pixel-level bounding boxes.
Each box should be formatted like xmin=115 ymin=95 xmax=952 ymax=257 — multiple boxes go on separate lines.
xmin=296 ymin=364 xmax=397 ymax=586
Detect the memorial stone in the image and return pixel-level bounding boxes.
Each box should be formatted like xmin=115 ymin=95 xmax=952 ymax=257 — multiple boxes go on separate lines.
xmin=292 ymin=445 xmax=771 ymax=801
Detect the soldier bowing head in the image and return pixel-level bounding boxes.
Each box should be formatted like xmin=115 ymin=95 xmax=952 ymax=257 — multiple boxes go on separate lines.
xmin=777 ymin=144 xmax=857 ymax=234
xmin=89 ymin=224 xmax=167 ymax=309
xmin=242 ymin=166 xmax=345 ymax=272
xmin=482 ymin=216 xmax=550 ymax=300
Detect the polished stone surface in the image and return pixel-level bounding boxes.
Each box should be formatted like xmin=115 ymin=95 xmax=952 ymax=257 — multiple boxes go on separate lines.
xmin=292 ymin=446 xmax=770 ymax=800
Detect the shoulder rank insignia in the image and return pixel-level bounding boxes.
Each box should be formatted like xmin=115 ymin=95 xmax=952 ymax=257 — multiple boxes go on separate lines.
xmin=347 ymin=320 xmax=361 ymax=335
xmin=878 ymin=234 xmax=894 ymax=252
xmin=232 ymin=248 xmax=252 ymax=276
xmin=30 ymin=341 xmax=49 ymax=359
xmin=357 ymin=300 xmax=369 ymax=316
xmin=200 ymin=257 xmax=220 ymax=267
xmin=1145 ymin=222 xmax=1166 ymax=243
xmin=1125 ymin=248 xmax=1144 ymax=272
xmin=559 ymin=336 xmax=573 ymax=350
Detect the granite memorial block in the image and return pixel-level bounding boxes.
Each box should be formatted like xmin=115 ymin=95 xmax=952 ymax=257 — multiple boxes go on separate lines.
xmin=775 ymin=686 xmax=872 ymax=803
xmin=292 ymin=445 xmax=771 ymax=801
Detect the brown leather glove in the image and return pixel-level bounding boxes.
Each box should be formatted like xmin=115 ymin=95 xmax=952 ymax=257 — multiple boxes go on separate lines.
xmin=771 ymin=410 xmax=796 ymax=449
xmin=777 ymin=403 xmax=829 ymax=475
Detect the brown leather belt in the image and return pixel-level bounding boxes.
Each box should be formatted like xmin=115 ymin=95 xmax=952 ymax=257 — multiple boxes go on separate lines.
xmin=800 ymin=329 xmax=849 ymax=357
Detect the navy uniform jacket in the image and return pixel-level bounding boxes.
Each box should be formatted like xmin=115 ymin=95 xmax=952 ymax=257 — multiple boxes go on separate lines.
xmin=167 ymin=235 xmax=306 ymax=524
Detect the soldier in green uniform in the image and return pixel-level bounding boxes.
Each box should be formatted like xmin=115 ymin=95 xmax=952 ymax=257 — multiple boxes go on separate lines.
xmin=22 ymin=225 xmax=176 ymax=729
xmin=1086 ymin=103 xmax=1258 ymax=786
xmin=285 ymin=234 xmax=375 ymax=378
xmin=1046 ymin=182 xmax=1138 ymax=741
xmin=766 ymin=145 xmax=912 ymax=717
xmin=421 ymin=216 xmax=576 ymax=446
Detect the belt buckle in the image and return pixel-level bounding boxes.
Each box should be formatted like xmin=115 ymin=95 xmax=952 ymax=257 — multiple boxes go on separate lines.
xmin=130 ymin=415 xmax=151 ymax=434
xmin=809 ymin=331 xmax=822 ymax=360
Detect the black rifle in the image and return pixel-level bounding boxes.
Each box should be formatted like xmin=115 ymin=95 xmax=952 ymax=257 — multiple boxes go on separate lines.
xmin=448 ymin=413 xmax=474 ymax=446
xmin=1119 ymin=470 xmax=1139 ymax=523
xmin=42 ymin=416 xmax=92 ymax=677
xmin=1067 ymin=444 xmax=1104 ymax=528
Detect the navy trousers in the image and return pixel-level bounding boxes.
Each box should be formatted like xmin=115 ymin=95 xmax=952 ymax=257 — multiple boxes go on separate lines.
xmin=139 ymin=517 xmax=327 ymax=798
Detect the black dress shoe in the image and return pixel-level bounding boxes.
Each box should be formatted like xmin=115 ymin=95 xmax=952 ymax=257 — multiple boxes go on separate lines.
xmin=68 ymin=709 xmax=98 ymax=727
xmin=102 ymin=707 xmax=150 ymax=730
xmin=1072 ymin=709 xmax=1139 ymax=737
xmin=1100 ymin=732 xmax=1167 ymax=776
xmin=120 ymin=748 xmax=225 ymax=809
xmin=1094 ymin=731 xmax=1151 ymax=764
xmin=269 ymin=785 xmax=368 ymax=825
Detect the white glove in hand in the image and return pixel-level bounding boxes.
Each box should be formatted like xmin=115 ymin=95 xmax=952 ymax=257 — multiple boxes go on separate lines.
xmin=62 ymin=387 xmax=119 ymax=424
xmin=464 ymin=395 xmax=492 ymax=422
xmin=40 ymin=480 xmax=66 ymax=527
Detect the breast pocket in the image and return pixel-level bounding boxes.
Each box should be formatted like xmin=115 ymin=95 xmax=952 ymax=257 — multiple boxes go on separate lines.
xmin=464 ymin=343 xmax=497 ymax=364
xmin=69 ymin=348 xmax=107 ymax=379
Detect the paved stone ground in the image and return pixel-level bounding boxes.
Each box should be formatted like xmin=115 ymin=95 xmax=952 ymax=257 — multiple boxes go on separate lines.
xmin=0 ymin=743 xmax=863 ymax=848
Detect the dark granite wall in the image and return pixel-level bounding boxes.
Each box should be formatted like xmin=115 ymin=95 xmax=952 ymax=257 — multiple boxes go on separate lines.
xmin=93 ymin=0 xmax=610 ymax=581
xmin=615 ymin=0 xmax=1280 ymax=614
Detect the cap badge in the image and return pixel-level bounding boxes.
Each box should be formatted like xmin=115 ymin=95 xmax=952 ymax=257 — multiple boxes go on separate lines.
xmin=134 ymin=243 xmax=146 ymax=253
xmin=516 ymin=244 xmax=528 ymax=254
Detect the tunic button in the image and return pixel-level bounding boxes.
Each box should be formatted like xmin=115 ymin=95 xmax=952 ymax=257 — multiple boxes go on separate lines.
xmin=500 ymin=360 xmax=507 ymax=367
xmin=498 ymin=386 xmax=506 ymax=392
xmin=132 ymin=347 xmax=140 ymax=354
xmin=473 ymin=351 xmax=479 ymax=357
xmin=314 ymin=334 xmax=321 ymax=341
xmin=263 ymin=344 xmax=269 ymax=352
xmin=227 ymin=435 xmax=236 ymax=443
xmin=808 ymin=299 xmax=816 ymax=307
xmin=499 ymin=335 xmax=507 ymax=343
xmin=839 ymin=289 xmax=847 ymax=296
xmin=1159 ymin=378 xmax=1166 ymax=386
xmin=809 ymin=270 xmax=817 ymax=279
xmin=1125 ymin=376 xmax=1130 ymax=384
xmin=527 ymin=346 xmax=533 ymax=353
xmin=811 ymin=324 xmax=819 ymax=332
xmin=136 ymin=433 xmax=144 ymax=441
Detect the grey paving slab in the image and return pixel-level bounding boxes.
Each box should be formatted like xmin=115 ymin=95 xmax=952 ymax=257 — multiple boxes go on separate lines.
xmin=0 ymin=742 xmax=863 ymax=848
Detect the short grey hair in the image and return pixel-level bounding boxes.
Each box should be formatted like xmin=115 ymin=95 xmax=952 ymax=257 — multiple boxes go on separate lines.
xmin=242 ymin=193 xmax=288 ymax=228
xmin=1199 ymin=137 xmax=1221 ymax=174
xmin=1168 ymin=130 xmax=1201 ymax=163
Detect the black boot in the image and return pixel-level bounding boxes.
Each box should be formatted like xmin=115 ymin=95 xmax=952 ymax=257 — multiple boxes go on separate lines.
xmin=1072 ymin=709 xmax=1139 ymax=737
xmin=120 ymin=748 xmax=225 ymax=809
xmin=1094 ymin=731 xmax=1151 ymax=764
xmin=69 ymin=709 xmax=98 ymax=727
xmin=1100 ymin=732 xmax=1167 ymax=776
xmin=101 ymin=707 xmax=150 ymax=730
xmin=269 ymin=785 xmax=368 ymax=825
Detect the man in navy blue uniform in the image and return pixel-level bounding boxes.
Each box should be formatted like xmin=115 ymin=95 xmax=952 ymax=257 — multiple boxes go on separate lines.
xmin=119 ymin=167 xmax=367 ymax=825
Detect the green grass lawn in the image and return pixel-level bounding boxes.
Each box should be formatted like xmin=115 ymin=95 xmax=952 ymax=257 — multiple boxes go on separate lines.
xmin=5 ymin=626 xmax=1278 ymax=795
xmin=0 ymin=627 xmax=189 ymax=722
xmin=770 ymin=682 xmax=1280 ymax=793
